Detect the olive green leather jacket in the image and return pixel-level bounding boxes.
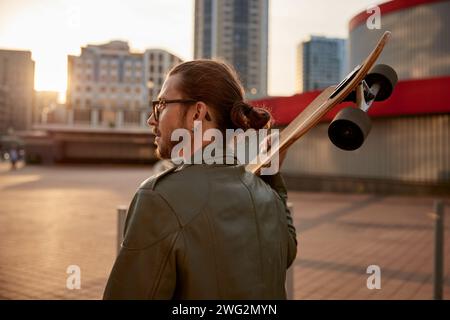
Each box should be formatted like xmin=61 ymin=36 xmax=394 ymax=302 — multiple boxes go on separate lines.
xmin=103 ymin=159 xmax=297 ymax=299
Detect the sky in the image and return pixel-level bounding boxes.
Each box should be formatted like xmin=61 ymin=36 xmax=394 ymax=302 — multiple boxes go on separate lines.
xmin=0 ymin=0 xmax=379 ymax=99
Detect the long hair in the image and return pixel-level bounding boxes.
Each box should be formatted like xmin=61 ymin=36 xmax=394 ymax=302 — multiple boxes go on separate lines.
xmin=168 ymin=59 xmax=272 ymax=132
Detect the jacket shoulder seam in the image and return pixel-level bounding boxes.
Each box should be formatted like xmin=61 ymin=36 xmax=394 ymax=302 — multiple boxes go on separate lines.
xmin=148 ymin=230 xmax=181 ymax=298
xmin=137 ymin=188 xmax=183 ymax=228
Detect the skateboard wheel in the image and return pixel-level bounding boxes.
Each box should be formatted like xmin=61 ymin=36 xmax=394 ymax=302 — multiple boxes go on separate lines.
xmin=328 ymin=107 xmax=372 ymax=151
xmin=365 ymin=64 xmax=398 ymax=101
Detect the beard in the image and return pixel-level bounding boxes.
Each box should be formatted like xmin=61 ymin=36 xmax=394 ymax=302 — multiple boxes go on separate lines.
xmin=154 ymin=108 xmax=192 ymax=160
xmin=155 ymin=135 xmax=180 ymax=160
xmin=155 ymin=119 xmax=190 ymax=160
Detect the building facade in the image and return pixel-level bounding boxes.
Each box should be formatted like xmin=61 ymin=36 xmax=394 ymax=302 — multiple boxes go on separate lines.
xmin=296 ymin=36 xmax=347 ymax=93
xmin=144 ymin=49 xmax=183 ymax=102
xmin=349 ymin=0 xmax=450 ymax=81
xmin=0 ymin=49 xmax=35 ymax=133
xmin=67 ymin=41 xmax=182 ymax=129
xmin=194 ymin=0 xmax=269 ymax=98
xmin=0 ymin=85 xmax=9 ymax=134
xmin=34 ymin=91 xmax=59 ymax=124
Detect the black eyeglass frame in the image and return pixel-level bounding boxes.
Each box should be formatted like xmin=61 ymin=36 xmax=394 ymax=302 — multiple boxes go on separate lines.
xmin=151 ymin=99 xmax=198 ymax=121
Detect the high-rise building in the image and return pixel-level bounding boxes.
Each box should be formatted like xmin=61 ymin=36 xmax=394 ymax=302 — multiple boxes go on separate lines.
xmin=194 ymin=0 xmax=269 ymax=98
xmin=296 ymin=36 xmax=347 ymax=93
xmin=67 ymin=41 xmax=181 ymax=128
xmin=0 ymin=49 xmax=35 ymax=132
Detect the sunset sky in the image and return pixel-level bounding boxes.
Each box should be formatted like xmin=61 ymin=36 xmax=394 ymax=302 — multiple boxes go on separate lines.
xmin=0 ymin=0 xmax=378 ymax=99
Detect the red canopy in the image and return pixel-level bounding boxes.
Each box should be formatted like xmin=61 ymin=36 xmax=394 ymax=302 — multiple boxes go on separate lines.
xmin=251 ymin=76 xmax=450 ymax=126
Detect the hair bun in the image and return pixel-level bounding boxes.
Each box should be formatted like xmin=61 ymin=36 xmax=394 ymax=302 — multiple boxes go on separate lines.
xmin=230 ymin=101 xmax=271 ymax=130
xmin=232 ymin=101 xmax=252 ymax=114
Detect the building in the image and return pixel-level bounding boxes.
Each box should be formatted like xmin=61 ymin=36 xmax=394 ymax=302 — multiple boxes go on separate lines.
xmin=67 ymin=41 xmax=182 ymax=129
xmin=0 ymin=49 xmax=35 ymax=132
xmin=194 ymin=0 xmax=269 ymax=98
xmin=34 ymin=91 xmax=59 ymax=124
xmin=252 ymin=0 xmax=450 ymax=195
xmin=296 ymin=36 xmax=347 ymax=93
xmin=144 ymin=49 xmax=183 ymax=102
xmin=0 ymin=85 xmax=9 ymax=134
xmin=349 ymin=0 xmax=450 ymax=81
xmin=21 ymin=42 xmax=182 ymax=164
xmin=67 ymin=41 xmax=146 ymax=128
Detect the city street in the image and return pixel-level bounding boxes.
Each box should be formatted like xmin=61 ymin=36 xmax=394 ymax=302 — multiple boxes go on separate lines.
xmin=0 ymin=162 xmax=449 ymax=299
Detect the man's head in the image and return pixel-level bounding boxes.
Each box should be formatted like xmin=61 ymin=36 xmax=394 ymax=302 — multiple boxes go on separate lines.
xmin=147 ymin=59 xmax=272 ymax=160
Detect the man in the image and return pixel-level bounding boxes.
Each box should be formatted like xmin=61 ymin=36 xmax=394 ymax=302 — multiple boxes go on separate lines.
xmin=103 ymin=60 xmax=297 ymax=299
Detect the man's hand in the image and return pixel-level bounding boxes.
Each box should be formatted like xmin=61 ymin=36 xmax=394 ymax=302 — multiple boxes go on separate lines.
xmin=279 ymin=147 xmax=288 ymax=169
xmin=262 ymin=133 xmax=288 ymax=172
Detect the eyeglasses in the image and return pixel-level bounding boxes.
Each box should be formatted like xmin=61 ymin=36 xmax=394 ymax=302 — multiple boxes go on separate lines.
xmin=151 ymin=99 xmax=197 ymax=121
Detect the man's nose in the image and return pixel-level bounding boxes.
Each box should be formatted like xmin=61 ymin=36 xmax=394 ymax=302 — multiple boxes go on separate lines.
xmin=147 ymin=111 xmax=157 ymax=127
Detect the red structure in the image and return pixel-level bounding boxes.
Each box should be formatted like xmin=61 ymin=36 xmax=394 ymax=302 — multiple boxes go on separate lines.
xmin=253 ymin=76 xmax=450 ymax=126
xmin=349 ymin=0 xmax=449 ymax=31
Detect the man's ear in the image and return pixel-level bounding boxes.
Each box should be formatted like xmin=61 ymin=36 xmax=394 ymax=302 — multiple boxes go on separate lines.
xmin=192 ymin=102 xmax=209 ymax=121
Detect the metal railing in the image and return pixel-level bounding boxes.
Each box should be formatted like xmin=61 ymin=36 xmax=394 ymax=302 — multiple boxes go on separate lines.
xmin=431 ymin=200 xmax=446 ymax=300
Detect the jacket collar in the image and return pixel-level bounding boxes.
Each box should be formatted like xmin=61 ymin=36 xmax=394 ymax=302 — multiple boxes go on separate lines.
xmin=173 ymin=147 xmax=241 ymax=171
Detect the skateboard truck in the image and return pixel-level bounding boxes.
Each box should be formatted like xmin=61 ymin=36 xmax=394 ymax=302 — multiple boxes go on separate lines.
xmin=357 ymin=80 xmax=378 ymax=112
xmin=328 ymin=64 xmax=398 ymax=151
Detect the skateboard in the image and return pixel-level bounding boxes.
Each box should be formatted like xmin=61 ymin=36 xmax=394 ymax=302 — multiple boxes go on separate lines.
xmin=246 ymin=31 xmax=398 ymax=174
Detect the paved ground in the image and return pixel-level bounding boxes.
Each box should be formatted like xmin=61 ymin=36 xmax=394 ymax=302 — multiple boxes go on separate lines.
xmin=0 ymin=161 xmax=449 ymax=300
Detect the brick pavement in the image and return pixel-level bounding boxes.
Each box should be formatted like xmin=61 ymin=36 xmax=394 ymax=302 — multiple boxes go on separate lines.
xmin=0 ymin=162 xmax=449 ymax=299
